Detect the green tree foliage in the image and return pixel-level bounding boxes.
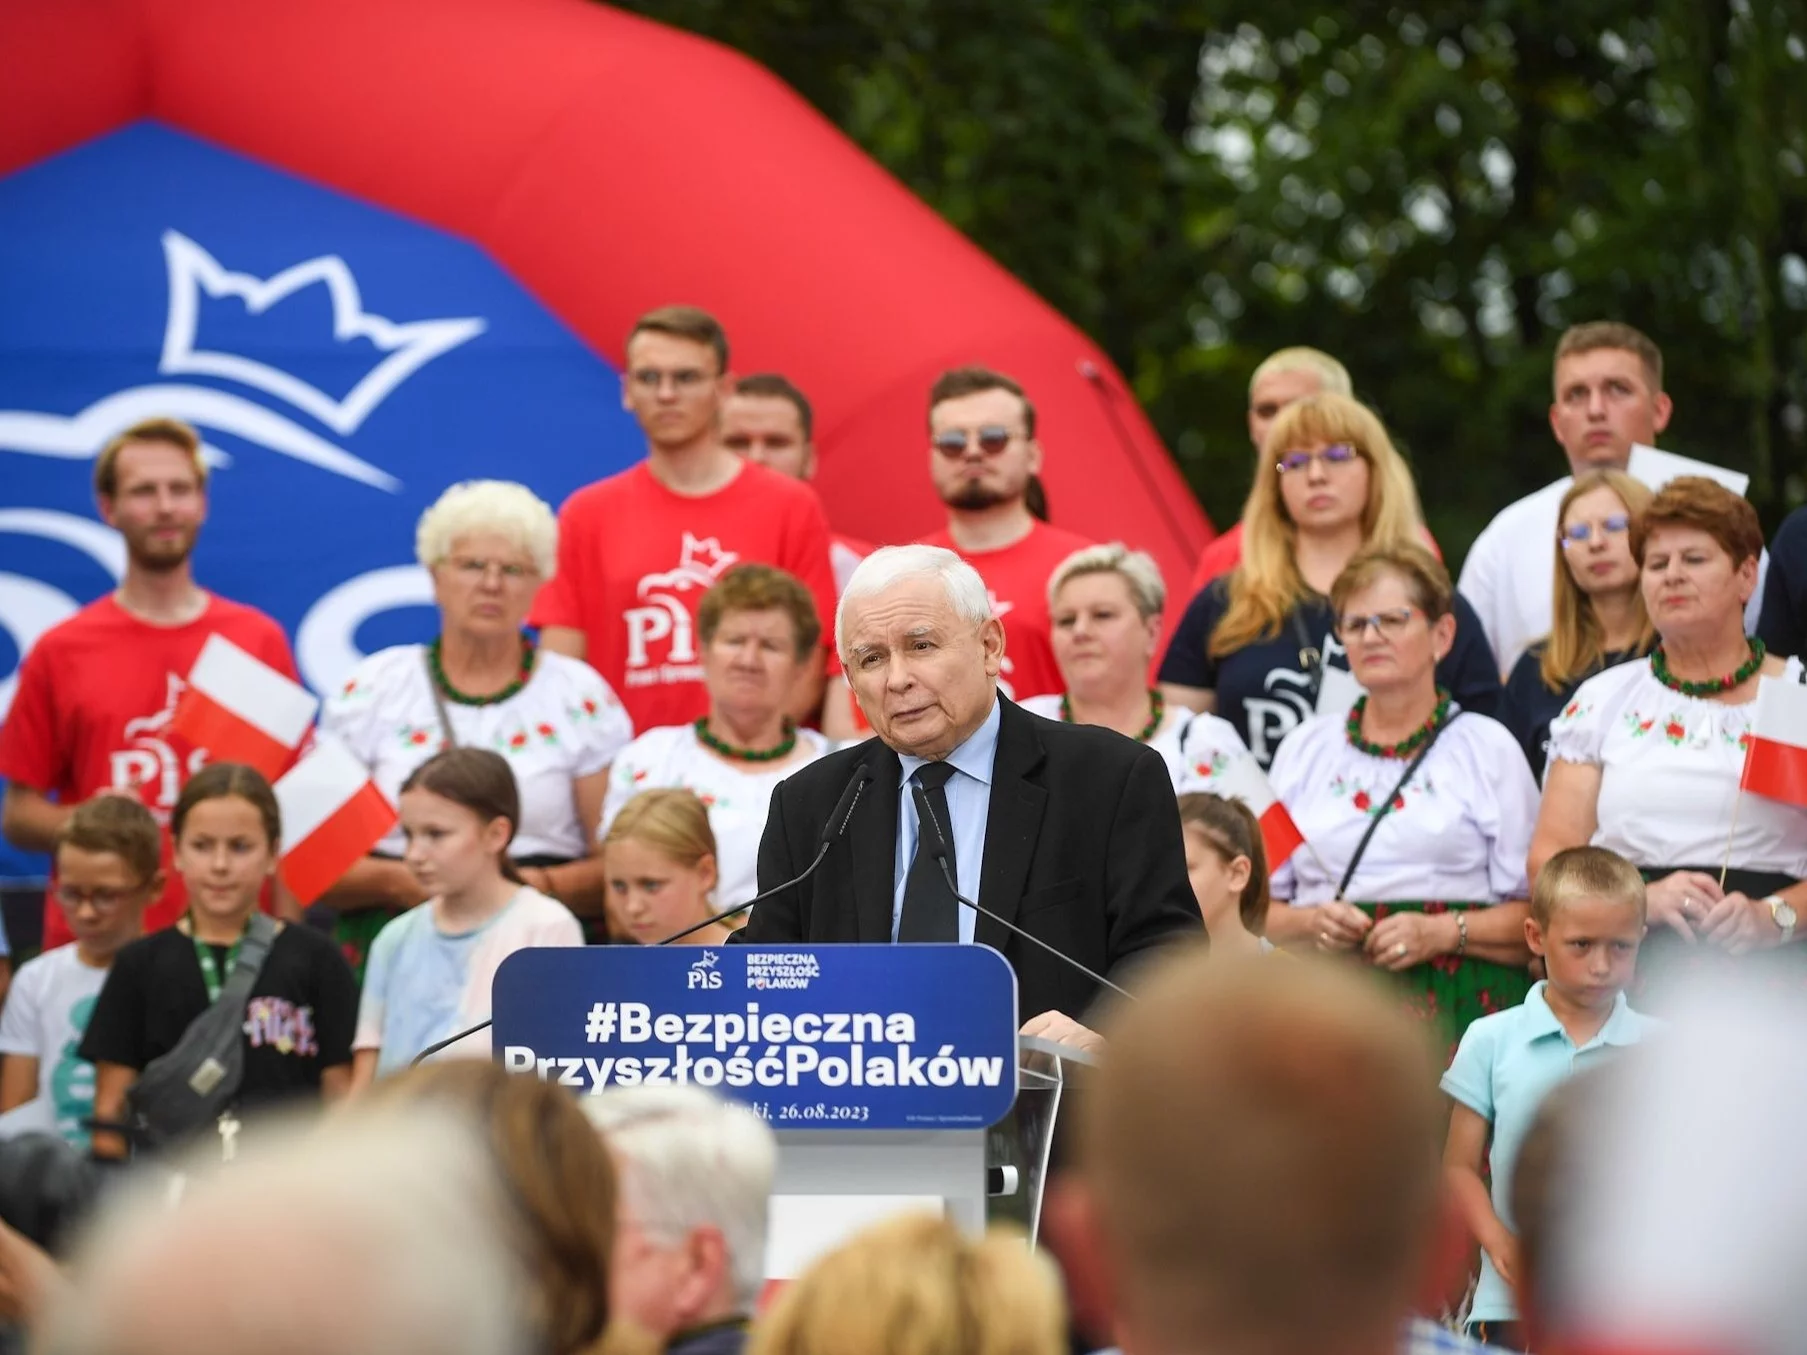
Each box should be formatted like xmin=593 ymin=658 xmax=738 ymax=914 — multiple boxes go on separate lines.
xmin=612 ymin=0 xmax=1807 ymax=562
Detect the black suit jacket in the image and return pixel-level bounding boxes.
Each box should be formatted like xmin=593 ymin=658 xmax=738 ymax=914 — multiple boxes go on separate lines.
xmin=738 ymin=696 xmax=1203 ymax=1020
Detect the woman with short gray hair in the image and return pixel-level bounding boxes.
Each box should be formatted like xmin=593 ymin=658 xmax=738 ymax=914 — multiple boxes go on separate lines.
xmin=319 ymin=480 xmax=632 ymax=969
xmin=1022 ymin=543 xmax=1249 ymax=786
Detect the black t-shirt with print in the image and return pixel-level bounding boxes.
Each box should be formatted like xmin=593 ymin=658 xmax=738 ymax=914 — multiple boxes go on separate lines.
xmin=1498 ymin=643 xmax=1640 ymax=782
xmin=1157 ymin=577 xmax=1503 ymax=768
xmin=80 ymin=923 xmax=358 ymax=1112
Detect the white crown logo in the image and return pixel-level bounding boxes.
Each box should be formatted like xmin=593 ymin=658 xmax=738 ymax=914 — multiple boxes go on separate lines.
xmin=158 ymin=230 xmax=486 ymax=435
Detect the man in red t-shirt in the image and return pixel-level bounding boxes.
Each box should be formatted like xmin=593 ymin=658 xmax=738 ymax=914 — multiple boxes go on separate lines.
xmin=533 ymin=308 xmax=838 ymax=733
xmin=0 ymin=418 xmax=298 ymax=949
xmin=722 ymin=372 xmax=874 ymax=594
xmin=916 ymin=367 xmax=1093 ymax=701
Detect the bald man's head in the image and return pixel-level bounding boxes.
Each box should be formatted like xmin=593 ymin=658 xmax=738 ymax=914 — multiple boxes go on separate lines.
xmin=45 ymin=1112 xmax=530 ymax=1355
xmin=1082 ymin=956 xmax=1441 ymax=1355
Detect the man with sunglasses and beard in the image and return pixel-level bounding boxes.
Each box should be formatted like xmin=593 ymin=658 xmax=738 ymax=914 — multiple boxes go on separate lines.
xmin=917 ymin=368 xmax=1093 ymax=701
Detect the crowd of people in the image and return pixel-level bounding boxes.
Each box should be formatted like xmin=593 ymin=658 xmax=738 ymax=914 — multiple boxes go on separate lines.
xmin=0 ymin=301 xmax=1804 ymax=1350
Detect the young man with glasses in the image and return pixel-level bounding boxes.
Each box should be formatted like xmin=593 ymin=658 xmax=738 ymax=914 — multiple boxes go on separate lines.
xmin=533 ymin=307 xmax=837 ymax=732
xmin=916 ymin=367 xmax=1093 ymax=701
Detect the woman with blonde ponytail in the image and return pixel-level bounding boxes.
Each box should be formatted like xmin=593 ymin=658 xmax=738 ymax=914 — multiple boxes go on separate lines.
xmin=1158 ymin=393 xmax=1502 ymax=768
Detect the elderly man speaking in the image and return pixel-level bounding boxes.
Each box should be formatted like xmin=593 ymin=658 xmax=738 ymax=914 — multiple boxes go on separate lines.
xmin=741 ymin=545 xmax=1200 ymax=1035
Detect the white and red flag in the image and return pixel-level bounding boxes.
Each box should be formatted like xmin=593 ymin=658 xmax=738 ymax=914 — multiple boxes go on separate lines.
xmin=1740 ymin=676 xmax=1807 ymax=809
xmin=168 ymin=634 xmax=316 ymax=779
xmin=1193 ymin=751 xmax=1307 ymax=867
xmin=275 ymin=737 xmax=397 ymax=905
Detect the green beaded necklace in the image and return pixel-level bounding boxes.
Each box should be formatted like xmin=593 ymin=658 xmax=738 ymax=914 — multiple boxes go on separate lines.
xmin=1059 ymin=689 xmax=1165 ymax=744
xmin=429 ymin=635 xmax=536 ymax=706
xmin=1650 ymin=637 xmax=1766 ymax=697
xmin=694 ymin=717 xmax=798 ymax=763
xmin=1346 ymin=688 xmax=1450 ymax=759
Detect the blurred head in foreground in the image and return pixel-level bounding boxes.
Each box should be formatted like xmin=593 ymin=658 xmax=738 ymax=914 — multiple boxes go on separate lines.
xmin=365 ymin=1061 xmax=619 ymax=1355
xmin=1529 ymin=975 xmax=1807 ymax=1355
xmin=42 ymin=1109 xmax=529 ymax=1355
xmin=748 ymin=1212 xmax=1064 ymax=1355
xmin=1072 ymin=954 xmax=1443 ymax=1355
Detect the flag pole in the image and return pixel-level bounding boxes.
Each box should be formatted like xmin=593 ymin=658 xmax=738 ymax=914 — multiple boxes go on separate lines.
xmin=1719 ymin=787 xmax=1746 ymax=893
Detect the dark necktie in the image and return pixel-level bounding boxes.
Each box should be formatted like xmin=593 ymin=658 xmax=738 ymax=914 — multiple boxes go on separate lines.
xmin=899 ymin=761 xmax=959 ymax=942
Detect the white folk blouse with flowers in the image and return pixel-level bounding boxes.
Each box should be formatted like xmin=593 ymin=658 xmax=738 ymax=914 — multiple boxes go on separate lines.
xmin=1546 ymin=655 xmax=1807 ymax=876
xmin=599 ymin=723 xmax=832 ymax=910
xmin=1267 ymin=706 xmax=1538 ymax=906
xmin=320 ymin=645 xmax=634 ymax=861
xmin=1017 ymin=694 xmax=1198 ymax=786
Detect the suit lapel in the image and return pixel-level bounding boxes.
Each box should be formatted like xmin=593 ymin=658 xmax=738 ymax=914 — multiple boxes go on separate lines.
xmin=974 ymin=698 xmax=1048 ymax=951
xmin=850 ymin=742 xmax=903 ymax=942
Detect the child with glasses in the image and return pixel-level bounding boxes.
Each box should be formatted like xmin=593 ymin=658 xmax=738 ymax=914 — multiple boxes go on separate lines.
xmin=0 ymin=796 xmax=158 ymax=1147
xmin=1497 ymin=471 xmax=1654 ymax=780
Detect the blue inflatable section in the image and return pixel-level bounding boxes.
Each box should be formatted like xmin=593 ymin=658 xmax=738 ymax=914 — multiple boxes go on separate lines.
xmin=0 ymin=121 xmax=645 ymax=881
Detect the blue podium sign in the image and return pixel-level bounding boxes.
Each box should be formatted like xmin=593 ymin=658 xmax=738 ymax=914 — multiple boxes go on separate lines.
xmin=492 ymin=944 xmax=1019 ymax=1130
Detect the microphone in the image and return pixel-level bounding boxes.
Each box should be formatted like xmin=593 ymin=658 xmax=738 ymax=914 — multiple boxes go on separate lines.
xmin=410 ymin=766 xmax=875 ymax=1067
xmin=910 ymin=782 xmax=1133 ymax=1003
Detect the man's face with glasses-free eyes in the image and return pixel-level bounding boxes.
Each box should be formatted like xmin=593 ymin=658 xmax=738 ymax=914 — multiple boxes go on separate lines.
xmin=1248 ymin=367 xmax=1324 ymax=455
xmin=622 ymin=330 xmax=730 ymax=451
xmin=928 ymin=387 xmax=1040 ymax=512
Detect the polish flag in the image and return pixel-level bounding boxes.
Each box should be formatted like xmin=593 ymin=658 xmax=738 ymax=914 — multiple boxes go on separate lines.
xmin=275 ymin=737 xmax=397 ymax=905
xmin=169 ymin=634 xmax=317 ymax=779
xmin=1740 ymin=676 xmax=1807 ymax=809
xmin=1198 ymin=752 xmax=1307 ymax=867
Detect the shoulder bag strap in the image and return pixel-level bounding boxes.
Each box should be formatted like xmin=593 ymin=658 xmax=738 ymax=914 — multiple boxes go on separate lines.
xmin=215 ymin=912 xmax=281 ymax=1011
xmin=1334 ymin=711 xmax=1462 ymax=899
xmin=422 ymin=649 xmax=459 ymax=749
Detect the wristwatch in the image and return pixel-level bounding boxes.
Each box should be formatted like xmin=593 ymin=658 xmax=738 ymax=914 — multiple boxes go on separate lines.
xmin=1763 ymin=894 xmax=1797 ymax=944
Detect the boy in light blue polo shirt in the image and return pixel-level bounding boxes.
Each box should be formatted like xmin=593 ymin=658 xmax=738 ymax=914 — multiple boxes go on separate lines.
xmin=1441 ymin=846 xmax=1659 ymax=1352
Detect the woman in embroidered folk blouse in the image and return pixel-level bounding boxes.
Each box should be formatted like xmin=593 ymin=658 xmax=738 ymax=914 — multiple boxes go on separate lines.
xmin=1267 ymin=545 xmax=1537 ymax=1041
xmin=319 ymin=482 xmax=633 ymax=965
xmin=599 ymin=565 xmax=830 ymax=912
xmin=1530 ymin=477 xmax=1807 ymax=970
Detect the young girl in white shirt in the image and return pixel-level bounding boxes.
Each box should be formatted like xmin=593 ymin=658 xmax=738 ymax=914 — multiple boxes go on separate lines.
xmin=352 ymin=748 xmax=580 ymax=1084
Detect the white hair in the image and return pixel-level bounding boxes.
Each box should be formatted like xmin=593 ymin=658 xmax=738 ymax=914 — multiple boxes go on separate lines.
xmin=44 ymin=1111 xmax=528 ymax=1355
xmin=835 ymin=544 xmax=993 ymax=657
xmin=415 ymin=479 xmax=559 ymax=579
xmin=1046 ymin=542 xmax=1166 ymax=620
xmin=584 ymin=1085 xmax=777 ymax=1312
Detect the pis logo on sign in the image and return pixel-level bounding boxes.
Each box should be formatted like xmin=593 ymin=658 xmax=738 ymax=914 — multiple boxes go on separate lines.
xmin=687 ymin=952 xmax=722 ymax=990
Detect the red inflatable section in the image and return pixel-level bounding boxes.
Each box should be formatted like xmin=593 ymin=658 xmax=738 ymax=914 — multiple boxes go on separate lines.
xmin=0 ymin=0 xmax=1211 ymax=585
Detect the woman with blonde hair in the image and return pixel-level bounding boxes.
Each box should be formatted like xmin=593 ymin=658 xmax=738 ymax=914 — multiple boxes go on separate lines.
xmin=1159 ymin=394 xmax=1500 ymax=768
xmin=748 ymin=1213 xmax=1065 ymax=1355
xmin=602 ymin=789 xmax=730 ymax=946
xmin=1022 ymin=542 xmax=1250 ymax=786
xmin=1499 ymin=470 xmax=1655 ymax=779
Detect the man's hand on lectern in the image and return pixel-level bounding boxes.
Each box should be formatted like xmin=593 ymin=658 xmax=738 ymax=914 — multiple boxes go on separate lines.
xmin=1020 ymin=1010 xmax=1105 ymax=1056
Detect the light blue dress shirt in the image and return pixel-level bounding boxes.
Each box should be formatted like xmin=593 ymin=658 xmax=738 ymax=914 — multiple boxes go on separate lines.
xmin=891 ymin=698 xmax=1001 ymax=944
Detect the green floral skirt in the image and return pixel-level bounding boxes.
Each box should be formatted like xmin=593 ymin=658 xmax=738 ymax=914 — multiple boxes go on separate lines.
xmin=1354 ymin=902 xmax=1534 ymax=1065
xmin=333 ymin=906 xmax=402 ymax=986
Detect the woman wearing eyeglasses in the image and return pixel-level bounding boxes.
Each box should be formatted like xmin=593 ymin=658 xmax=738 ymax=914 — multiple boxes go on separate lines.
xmin=1157 ymin=394 xmax=1501 ymax=770
xmin=1267 ymin=543 xmax=1536 ymax=1051
xmin=317 ymin=481 xmax=633 ymax=972
xmin=1498 ymin=471 xmax=1654 ymax=780
xmin=1530 ymin=478 xmax=1807 ymax=996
